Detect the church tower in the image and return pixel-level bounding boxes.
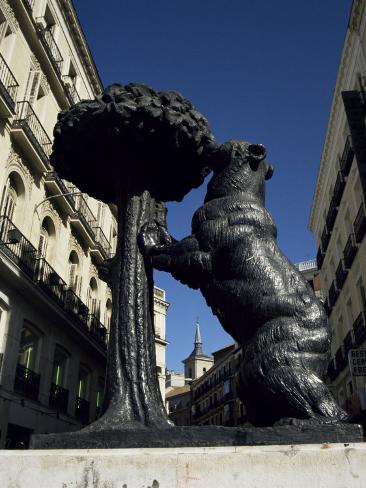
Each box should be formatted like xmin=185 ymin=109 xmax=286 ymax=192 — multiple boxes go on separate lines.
xmin=183 ymin=320 xmax=214 ymax=380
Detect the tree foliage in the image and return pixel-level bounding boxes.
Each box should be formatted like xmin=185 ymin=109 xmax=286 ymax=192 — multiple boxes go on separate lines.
xmin=51 ymin=83 xmax=216 ymax=202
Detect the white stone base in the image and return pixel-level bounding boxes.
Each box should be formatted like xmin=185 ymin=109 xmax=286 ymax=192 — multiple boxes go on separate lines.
xmin=0 ymin=443 xmax=366 ymax=487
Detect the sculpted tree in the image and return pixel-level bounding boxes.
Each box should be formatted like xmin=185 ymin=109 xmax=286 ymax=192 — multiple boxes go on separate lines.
xmin=51 ymin=83 xmax=216 ymax=430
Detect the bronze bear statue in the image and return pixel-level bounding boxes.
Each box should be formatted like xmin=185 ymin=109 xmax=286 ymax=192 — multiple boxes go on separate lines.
xmin=140 ymin=140 xmax=348 ymax=426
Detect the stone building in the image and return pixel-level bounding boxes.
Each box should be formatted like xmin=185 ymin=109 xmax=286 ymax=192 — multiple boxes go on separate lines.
xmin=182 ymin=321 xmax=213 ymax=381
xmin=309 ymin=0 xmax=366 ymax=427
xmin=295 ymin=258 xmax=323 ymax=301
xmin=0 ymin=0 xmax=168 ymax=448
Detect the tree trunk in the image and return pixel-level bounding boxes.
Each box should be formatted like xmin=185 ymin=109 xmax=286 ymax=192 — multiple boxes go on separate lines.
xmin=88 ymin=189 xmax=171 ymax=430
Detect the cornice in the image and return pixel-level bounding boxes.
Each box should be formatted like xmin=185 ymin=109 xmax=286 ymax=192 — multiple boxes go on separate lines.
xmin=309 ymin=16 xmax=356 ymax=231
xmin=57 ymin=0 xmax=103 ymax=96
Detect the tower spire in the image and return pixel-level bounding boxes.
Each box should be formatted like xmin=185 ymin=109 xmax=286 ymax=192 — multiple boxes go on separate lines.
xmin=194 ymin=318 xmax=202 ymax=355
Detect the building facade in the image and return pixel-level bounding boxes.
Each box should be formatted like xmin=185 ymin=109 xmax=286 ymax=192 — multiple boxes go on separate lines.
xmin=309 ymin=0 xmax=366 ymax=426
xmin=0 ymin=0 xmax=168 ymax=448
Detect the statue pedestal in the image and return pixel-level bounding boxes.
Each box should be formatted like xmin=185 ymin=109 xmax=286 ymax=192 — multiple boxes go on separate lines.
xmin=1 ymin=443 xmax=366 ymax=487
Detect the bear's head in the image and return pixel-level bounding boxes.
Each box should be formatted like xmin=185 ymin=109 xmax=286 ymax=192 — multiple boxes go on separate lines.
xmin=204 ymin=140 xmax=273 ymax=203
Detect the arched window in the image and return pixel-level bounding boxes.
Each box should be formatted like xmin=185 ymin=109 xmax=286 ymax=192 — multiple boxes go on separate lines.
xmin=87 ymin=277 xmax=99 ymax=317
xmin=17 ymin=324 xmax=41 ymax=372
xmin=104 ymin=298 xmax=112 ymax=329
xmin=1 ymin=172 xmax=25 ymax=226
xmin=51 ymin=346 xmax=69 ymax=387
xmin=37 ymin=217 xmax=55 ymax=260
xmin=68 ymin=251 xmax=80 ymax=293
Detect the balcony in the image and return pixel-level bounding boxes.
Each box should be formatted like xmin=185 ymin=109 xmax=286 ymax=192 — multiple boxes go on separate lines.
xmin=335 ymin=259 xmax=347 ymax=291
xmin=323 ymin=298 xmax=331 ymax=316
xmin=0 ymin=216 xmax=37 ymax=277
xmin=44 ymin=172 xmax=76 ymax=215
xmin=64 ymin=289 xmax=89 ymax=329
xmin=325 ymin=196 xmax=338 ymax=233
xmin=353 ymin=312 xmax=366 ymax=346
xmin=0 ymin=216 xmax=108 ymax=350
xmin=87 ymin=314 xmax=108 ymax=347
xmin=36 ymin=25 xmax=63 ymax=76
xmin=69 ymin=195 xmax=97 ymax=246
xmin=12 ymin=101 xmax=52 ymax=173
xmin=63 ymin=78 xmax=81 ymax=105
xmin=34 ymin=258 xmax=66 ymax=306
xmin=22 ymin=0 xmax=35 ymax=12
xmin=339 ymin=136 xmax=354 ymax=177
xmin=75 ymin=396 xmax=90 ymax=425
xmin=0 ymin=53 xmax=19 ymax=117
xmin=316 ymin=246 xmax=324 ymax=269
xmin=343 ymin=330 xmax=354 ymax=354
xmin=328 ymin=280 xmax=339 ymax=308
xmin=321 ymin=226 xmax=331 ymax=254
xmin=343 ymin=233 xmax=358 ymax=269
xmin=14 ymin=363 xmax=40 ymax=401
xmin=90 ymin=227 xmax=112 ymax=262
xmin=353 ymin=202 xmax=366 ymax=244
xmin=334 ymin=346 xmax=347 ymax=373
xmin=49 ymin=383 xmax=69 ymax=412
xmin=333 ymin=171 xmax=346 ymax=207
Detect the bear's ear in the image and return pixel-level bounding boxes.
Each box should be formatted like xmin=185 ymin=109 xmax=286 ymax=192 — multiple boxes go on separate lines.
xmin=265 ymin=164 xmax=274 ymax=180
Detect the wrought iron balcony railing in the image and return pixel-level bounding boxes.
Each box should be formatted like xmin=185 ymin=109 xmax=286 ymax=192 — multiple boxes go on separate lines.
xmin=37 ymin=25 xmax=63 ymax=76
xmin=0 ymin=216 xmax=37 ymax=277
xmin=0 ymin=216 xmax=108 ymax=349
xmin=335 ymin=259 xmax=348 ymax=291
xmin=44 ymin=172 xmax=77 ymax=213
xmin=333 ymin=171 xmax=346 ymax=207
xmin=0 ymin=53 xmax=19 ymax=114
xmin=326 ymin=359 xmax=337 ymax=381
xmin=339 ymin=136 xmax=354 ymax=177
xmin=73 ymin=194 xmax=97 ymax=239
xmin=321 ymin=226 xmax=331 ymax=254
xmin=63 ymin=78 xmax=81 ymax=105
xmin=87 ymin=313 xmax=108 ymax=347
xmin=326 ymin=196 xmax=338 ymax=233
xmin=34 ymin=258 xmax=66 ymax=306
xmin=353 ymin=202 xmax=366 ymax=244
xmin=14 ymin=101 xmax=52 ymax=168
xmin=92 ymin=226 xmax=112 ymax=260
xmin=64 ymin=288 xmax=89 ymax=327
xmin=328 ymin=280 xmax=339 ymax=308
xmin=75 ymin=396 xmax=90 ymax=425
xmin=343 ymin=233 xmax=358 ymax=269
xmin=316 ymin=246 xmax=324 ymax=270
xmin=353 ymin=312 xmax=366 ymax=346
xmin=22 ymin=0 xmax=35 ymax=12
xmin=49 ymin=382 xmax=69 ymax=412
xmin=14 ymin=363 xmax=40 ymax=401
xmin=334 ymin=346 xmax=347 ymax=373
xmin=343 ymin=330 xmax=354 ymax=354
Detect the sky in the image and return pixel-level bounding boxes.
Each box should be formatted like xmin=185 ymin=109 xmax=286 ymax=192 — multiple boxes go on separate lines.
xmin=73 ymin=0 xmax=352 ymax=371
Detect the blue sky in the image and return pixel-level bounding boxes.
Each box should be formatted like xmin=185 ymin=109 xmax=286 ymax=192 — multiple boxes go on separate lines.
xmin=74 ymin=0 xmax=352 ymax=371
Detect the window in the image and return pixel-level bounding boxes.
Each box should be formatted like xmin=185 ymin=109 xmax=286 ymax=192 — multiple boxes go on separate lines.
xmin=37 ymin=217 xmax=55 ymax=260
xmin=1 ymin=173 xmax=25 ymax=227
xmin=52 ymin=346 xmax=69 ymax=387
xmin=357 ymin=277 xmax=366 ymax=311
xmin=87 ymin=278 xmax=99 ymax=317
xmin=96 ymin=377 xmax=105 ymax=418
xmin=18 ymin=326 xmax=40 ymax=371
xmin=77 ymin=365 xmax=90 ymax=400
xmin=0 ymin=10 xmax=15 ymax=61
xmin=68 ymin=251 xmax=80 ymax=293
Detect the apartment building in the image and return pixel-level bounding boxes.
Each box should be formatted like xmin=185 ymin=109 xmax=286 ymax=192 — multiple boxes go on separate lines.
xmin=309 ymin=0 xmax=366 ymax=426
xmin=0 ymin=0 xmax=168 ymax=448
